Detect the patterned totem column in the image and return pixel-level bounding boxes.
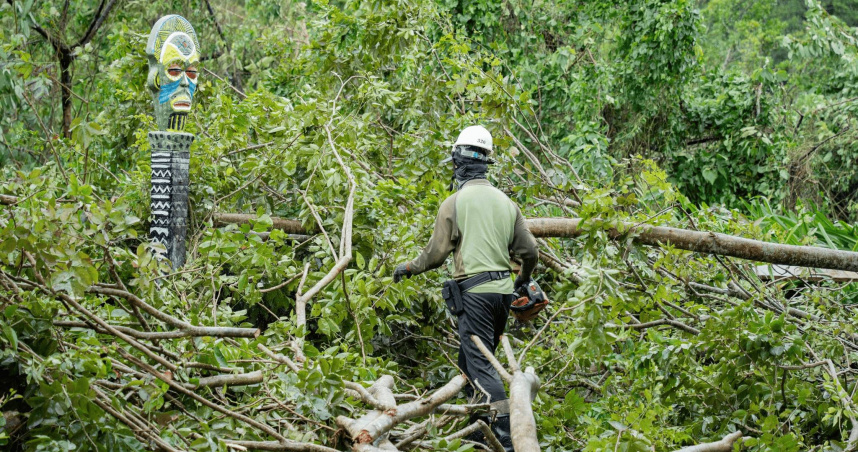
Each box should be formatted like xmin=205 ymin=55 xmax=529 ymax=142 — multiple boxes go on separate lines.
xmin=145 ymin=15 xmax=200 ymax=268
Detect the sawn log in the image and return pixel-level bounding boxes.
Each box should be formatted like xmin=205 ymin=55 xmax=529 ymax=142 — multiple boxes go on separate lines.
xmin=526 ymin=217 xmax=858 ymax=272
xmin=216 ymin=212 xmax=858 ymax=272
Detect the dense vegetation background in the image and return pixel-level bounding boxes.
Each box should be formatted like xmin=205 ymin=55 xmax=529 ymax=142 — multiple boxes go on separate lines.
xmin=3 ymin=0 xmax=858 ymax=450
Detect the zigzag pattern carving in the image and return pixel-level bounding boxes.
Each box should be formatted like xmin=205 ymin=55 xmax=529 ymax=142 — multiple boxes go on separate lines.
xmin=151 ymin=202 xmax=171 ymax=210
xmin=150 ymin=227 xmax=170 ymax=237
xmin=152 ymin=185 xmax=172 ymax=194
xmin=151 ymin=170 xmax=173 ymax=178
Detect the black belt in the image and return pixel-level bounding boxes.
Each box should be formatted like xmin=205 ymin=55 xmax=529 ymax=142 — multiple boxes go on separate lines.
xmin=458 ymin=271 xmax=510 ymax=292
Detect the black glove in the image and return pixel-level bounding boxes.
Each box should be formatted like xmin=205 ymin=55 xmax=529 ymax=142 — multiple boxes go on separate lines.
xmin=393 ymin=263 xmax=412 ymax=283
xmin=514 ymin=275 xmax=529 ymax=294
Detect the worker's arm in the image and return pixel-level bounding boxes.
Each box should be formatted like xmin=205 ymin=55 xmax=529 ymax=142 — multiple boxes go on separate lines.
xmin=407 ymin=194 xmax=458 ymax=275
xmin=510 ymin=203 xmax=538 ymax=283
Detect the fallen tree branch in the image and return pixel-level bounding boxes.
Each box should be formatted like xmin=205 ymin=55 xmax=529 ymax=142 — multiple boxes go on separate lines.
xmin=527 ymin=218 xmax=858 ymax=272
xmin=118 ymin=350 xmax=290 ymax=444
xmin=88 ymin=285 xmax=260 ymax=338
xmin=500 ymin=336 xmax=541 ymax=452
xmin=337 ymin=375 xmax=467 ymax=446
xmin=472 ymin=335 xmax=541 ymax=451
xmin=187 ymin=371 xmax=263 ymax=389
xmin=215 ymin=214 xmax=858 ymax=272
xmin=672 ymin=431 xmax=743 ymax=452
xmin=605 ymin=319 xmax=700 ymax=335
xmin=257 ymin=344 xmax=301 ymax=373
xmin=445 ymin=420 xmax=505 ymax=452
xmin=470 ymin=335 xmax=513 ymax=383
xmin=54 ymin=320 xmax=256 ymax=340
xmin=213 ymin=213 xmax=311 ymax=235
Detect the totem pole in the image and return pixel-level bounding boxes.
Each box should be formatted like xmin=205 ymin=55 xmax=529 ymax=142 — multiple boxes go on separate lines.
xmin=145 ymin=15 xmax=200 ymax=268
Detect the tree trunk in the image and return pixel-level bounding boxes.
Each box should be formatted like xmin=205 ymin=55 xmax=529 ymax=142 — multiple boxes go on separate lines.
xmin=526 ymin=217 xmax=858 ymax=272
xmin=60 ymin=51 xmax=73 ymax=139
xmin=216 ymin=213 xmax=858 ymax=273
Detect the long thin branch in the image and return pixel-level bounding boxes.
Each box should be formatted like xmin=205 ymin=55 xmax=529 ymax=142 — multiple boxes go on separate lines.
xmin=88 ymin=285 xmax=260 ymax=338
xmin=471 ymin=335 xmax=513 ymax=383
xmin=257 ymin=344 xmax=301 ymax=373
xmin=605 ymin=319 xmax=701 ymax=335
xmin=118 ymin=350 xmax=290 ymax=443
xmin=186 ymin=371 xmax=263 ymax=389
xmin=73 ymin=0 xmax=119 ymax=48
xmin=53 ymin=320 xmax=252 ymax=340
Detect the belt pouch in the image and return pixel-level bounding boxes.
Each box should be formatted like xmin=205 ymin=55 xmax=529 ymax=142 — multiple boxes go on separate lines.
xmin=442 ymin=279 xmax=464 ymax=316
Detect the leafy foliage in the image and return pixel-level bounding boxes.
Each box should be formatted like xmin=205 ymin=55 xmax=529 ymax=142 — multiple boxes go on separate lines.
xmin=2 ymin=0 xmax=858 ymax=451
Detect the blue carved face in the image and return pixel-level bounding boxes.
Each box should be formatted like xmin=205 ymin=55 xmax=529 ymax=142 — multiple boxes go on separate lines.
xmin=148 ymin=29 xmax=200 ymax=130
xmin=157 ymin=33 xmax=199 ymax=114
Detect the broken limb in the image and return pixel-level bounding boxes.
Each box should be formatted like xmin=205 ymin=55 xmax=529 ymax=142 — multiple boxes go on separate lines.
xmin=470 ymin=334 xmax=513 ymax=383
xmin=185 ymin=370 xmax=264 ymax=389
xmin=215 ymin=213 xmax=858 ymax=272
xmin=88 ymin=285 xmax=260 ymax=338
xmin=501 ymin=336 xmax=541 ymax=452
xmin=337 ymin=375 xmax=468 ymax=447
xmin=527 ymin=218 xmax=858 ymax=272
xmin=472 ymin=335 xmax=542 ymax=451
xmin=53 ymin=320 xmax=258 ymax=340
xmin=213 ymin=213 xmax=312 ymax=235
xmin=605 ymin=319 xmax=701 ymax=335
xmin=257 ymin=344 xmax=301 ymax=372
xmin=444 ymin=420 xmax=505 ymax=452
xmin=671 ymin=431 xmax=742 ymax=452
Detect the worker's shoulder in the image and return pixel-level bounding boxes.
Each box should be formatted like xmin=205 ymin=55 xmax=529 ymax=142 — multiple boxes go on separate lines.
xmin=436 ymin=191 xmax=459 ymax=215
xmin=458 ymin=183 xmax=516 ymax=211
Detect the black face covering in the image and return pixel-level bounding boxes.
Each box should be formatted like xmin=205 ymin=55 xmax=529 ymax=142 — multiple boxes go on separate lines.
xmin=449 ymin=146 xmax=489 ymax=191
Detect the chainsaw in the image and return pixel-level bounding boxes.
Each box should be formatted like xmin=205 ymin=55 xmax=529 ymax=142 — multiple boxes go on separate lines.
xmin=510 ymin=279 xmax=549 ymax=322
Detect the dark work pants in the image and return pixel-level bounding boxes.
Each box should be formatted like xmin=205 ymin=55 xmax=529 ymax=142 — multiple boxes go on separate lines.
xmin=457 ymin=291 xmax=514 ymax=404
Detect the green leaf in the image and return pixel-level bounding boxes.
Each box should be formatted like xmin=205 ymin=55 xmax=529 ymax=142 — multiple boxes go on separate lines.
xmin=2 ymin=323 xmax=17 ymax=352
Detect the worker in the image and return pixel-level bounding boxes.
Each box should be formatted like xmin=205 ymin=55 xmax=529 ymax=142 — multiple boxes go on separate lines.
xmin=393 ymin=125 xmax=539 ymax=451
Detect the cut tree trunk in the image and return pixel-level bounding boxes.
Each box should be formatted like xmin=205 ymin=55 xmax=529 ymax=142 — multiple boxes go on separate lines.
xmin=216 ymin=213 xmax=858 ymax=273
xmin=526 ymin=218 xmax=858 ymax=272
xmin=213 ymin=212 xmax=311 ymax=235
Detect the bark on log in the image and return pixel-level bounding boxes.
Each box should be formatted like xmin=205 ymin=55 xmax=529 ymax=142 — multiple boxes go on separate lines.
xmin=213 ymin=213 xmax=312 ymax=235
xmin=338 ymin=375 xmax=467 ymax=446
xmin=672 ymin=431 xmax=743 ymax=452
xmin=527 ymin=218 xmax=858 ymax=272
xmin=509 ymin=367 xmax=541 ymax=451
xmin=189 ymin=371 xmax=263 ymax=389
xmin=222 ymin=213 xmax=858 ymax=272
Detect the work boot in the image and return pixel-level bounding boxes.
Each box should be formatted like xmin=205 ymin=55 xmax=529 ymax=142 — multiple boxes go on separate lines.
xmin=464 ymin=415 xmax=489 ymax=444
xmin=491 ymin=415 xmax=514 ymax=452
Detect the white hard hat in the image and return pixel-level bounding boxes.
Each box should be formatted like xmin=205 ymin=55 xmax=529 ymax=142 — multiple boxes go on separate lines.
xmin=453 ymin=125 xmax=493 ymax=155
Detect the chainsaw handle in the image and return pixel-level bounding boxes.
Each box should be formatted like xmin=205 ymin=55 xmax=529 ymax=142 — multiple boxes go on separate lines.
xmin=510 ymin=297 xmax=537 ymax=312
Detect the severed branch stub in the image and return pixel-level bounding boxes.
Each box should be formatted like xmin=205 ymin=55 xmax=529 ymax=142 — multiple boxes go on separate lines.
xmin=336 ymin=375 xmax=467 ymax=450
